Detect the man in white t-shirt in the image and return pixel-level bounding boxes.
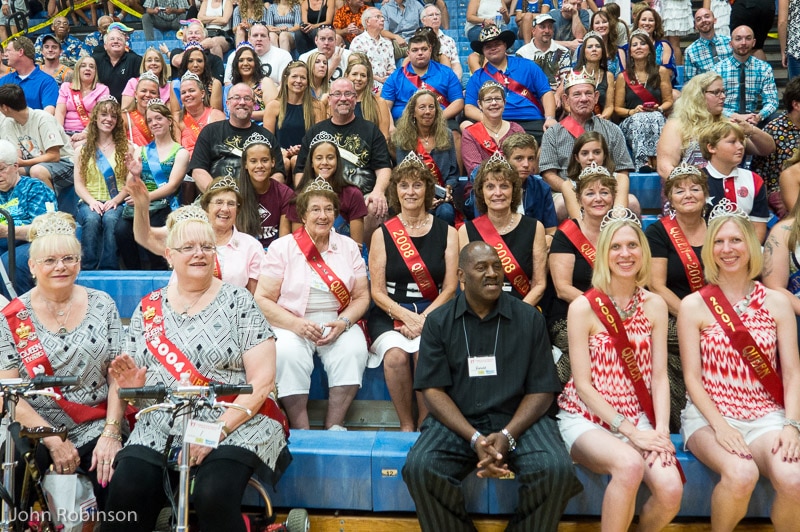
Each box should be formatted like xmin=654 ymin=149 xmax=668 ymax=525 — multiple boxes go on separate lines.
xmin=298 ymin=25 xmax=351 ymax=82
xmin=224 ymin=22 xmax=292 ymax=85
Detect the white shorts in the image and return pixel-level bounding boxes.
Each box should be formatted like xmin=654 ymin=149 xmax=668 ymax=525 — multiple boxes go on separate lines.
xmin=680 ymin=401 xmax=785 ymax=449
xmin=273 ymin=310 xmax=368 ymax=398
xmin=557 ymin=409 xmax=654 ymax=454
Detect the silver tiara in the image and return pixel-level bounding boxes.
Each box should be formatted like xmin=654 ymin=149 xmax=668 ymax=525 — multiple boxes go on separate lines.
xmin=667 ymin=162 xmax=702 ymax=181
xmin=147 ymin=98 xmax=164 ymax=107
xmin=303 ymin=175 xmax=335 ymax=194
xmin=243 ymin=131 xmax=272 ymax=150
xmin=708 ymin=198 xmax=749 ymax=222
xmin=577 ymin=162 xmax=611 ymax=181
xmin=583 ymin=30 xmax=602 ymax=41
xmin=236 ymin=41 xmax=255 ymax=51
xmin=397 ymin=151 xmax=426 ymax=169
xmin=600 ymin=206 xmax=641 ymax=230
xmin=139 ymin=71 xmax=160 ymax=84
xmin=485 ymin=150 xmax=512 ymax=170
xmin=173 ymin=205 xmax=209 ymax=223
xmin=99 ymin=94 xmax=118 ymax=104
xmin=208 ymin=176 xmax=240 ymax=193
xmin=181 ymin=71 xmax=202 ymax=83
xmin=480 ymin=80 xmax=504 ymax=92
xmin=33 ymin=215 xmax=75 ymax=239
xmin=310 ymin=131 xmax=337 ymax=147
xmin=184 ymin=40 xmax=204 ymax=52
xmin=630 ymin=28 xmax=650 ymax=39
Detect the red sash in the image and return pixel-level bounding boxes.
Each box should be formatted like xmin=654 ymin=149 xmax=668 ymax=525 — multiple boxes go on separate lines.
xmin=213 ymin=254 xmax=222 ymax=280
xmin=183 ymin=112 xmax=202 ymax=145
xmin=3 ymin=299 xmax=111 ymax=424
xmin=560 ymin=116 xmax=585 ymax=138
xmin=465 ymin=122 xmax=498 ymax=154
xmin=140 ymin=290 xmax=290 ymax=438
xmin=483 ymin=67 xmax=544 ymax=114
xmin=293 ymin=228 xmax=351 ymax=312
xmin=472 ymin=215 xmax=530 ymax=296
xmin=402 ymin=66 xmax=450 ymax=107
xmin=623 ymin=71 xmax=657 ymax=105
xmin=558 ymin=219 xmax=596 ymax=265
xmin=585 ymin=288 xmax=686 ymax=483
xmin=698 ymin=284 xmax=785 ymax=406
xmin=70 ymin=89 xmax=91 ymax=128
xmin=659 ymin=217 xmax=705 ymax=293
xmin=129 ymin=110 xmax=154 ymax=143
xmin=416 ymin=139 xmax=444 ymax=186
xmin=384 ymin=217 xmax=440 ymax=303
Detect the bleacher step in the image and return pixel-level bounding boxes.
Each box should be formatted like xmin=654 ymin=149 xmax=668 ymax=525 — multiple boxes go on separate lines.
xmin=308 ymin=399 xmax=400 ymax=430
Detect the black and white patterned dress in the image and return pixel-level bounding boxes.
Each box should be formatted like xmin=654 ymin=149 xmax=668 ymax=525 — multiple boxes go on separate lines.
xmin=0 ymin=289 xmax=123 ymax=448
xmin=124 ymin=283 xmax=286 ymax=478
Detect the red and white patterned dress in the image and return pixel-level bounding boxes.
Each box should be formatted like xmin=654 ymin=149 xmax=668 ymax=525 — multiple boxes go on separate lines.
xmin=558 ymin=287 xmax=653 ymax=427
xmin=698 ymin=282 xmax=781 ymax=420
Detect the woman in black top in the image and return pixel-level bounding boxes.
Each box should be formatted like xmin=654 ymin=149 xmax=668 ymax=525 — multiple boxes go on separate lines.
xmin=294 ymin=0 xmax=333 ymax=54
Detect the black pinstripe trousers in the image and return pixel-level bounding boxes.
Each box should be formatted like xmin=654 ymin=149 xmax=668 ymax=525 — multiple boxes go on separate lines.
xmin=403 ymin=415 xmax=583 ymax=532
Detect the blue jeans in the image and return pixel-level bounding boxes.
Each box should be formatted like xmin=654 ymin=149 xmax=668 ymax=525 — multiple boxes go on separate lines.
xmin=788 ymin=54 xmax=800 ymax=82
xmin=0 ymin=242 xmax=32 ymax=299
xmin=432 ymin=202 xmax=456 ymax=226
xmin=77 ymin=202 xmax=123 ymax=270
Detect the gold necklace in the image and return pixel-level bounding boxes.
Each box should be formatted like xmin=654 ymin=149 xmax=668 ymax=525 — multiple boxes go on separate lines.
xmin=483 ymin=121 xmax=503 ymax=138
xmin=41 ymin=293 xmax=74 ymax=336
xmin=175 ymin=285 xmax=212 ymax=315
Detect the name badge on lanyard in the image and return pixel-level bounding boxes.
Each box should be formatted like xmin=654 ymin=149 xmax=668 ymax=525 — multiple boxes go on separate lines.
xmin=468 ymin=355 xmax=498 ymax=377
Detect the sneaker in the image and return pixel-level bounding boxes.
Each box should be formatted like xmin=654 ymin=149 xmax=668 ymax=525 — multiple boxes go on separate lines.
xmin=327 ymin=424 xmax=347 ymax=431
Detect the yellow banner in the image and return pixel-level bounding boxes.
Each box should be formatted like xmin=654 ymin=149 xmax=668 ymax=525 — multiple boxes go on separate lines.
xmin=2 ymin=0 xmax=142 ymax=47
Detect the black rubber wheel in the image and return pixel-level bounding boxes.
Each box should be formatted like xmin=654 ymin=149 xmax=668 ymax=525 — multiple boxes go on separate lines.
xmin=285 ymin=508 xmax=309 ymax=532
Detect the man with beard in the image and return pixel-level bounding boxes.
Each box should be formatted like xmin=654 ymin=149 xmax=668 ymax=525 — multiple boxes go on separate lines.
xmin=294 ymin=78 xmax=392 ymax=238
xmin=189 ymin=83 xmax=285 ymax=192
xmin=403 ymin=241 xmax=581 ymax=532
xmin=38 ymin=35 xmax=73 ymax=86
xmin=684 ymin=8 xmax=732 ymax=82
xmin=516 ymin=14 xmax=570 ymax=111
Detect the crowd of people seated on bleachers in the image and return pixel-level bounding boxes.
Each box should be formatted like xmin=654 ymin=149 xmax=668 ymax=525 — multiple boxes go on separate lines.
xmin=2 ymin=0 xmax=800 ymax=530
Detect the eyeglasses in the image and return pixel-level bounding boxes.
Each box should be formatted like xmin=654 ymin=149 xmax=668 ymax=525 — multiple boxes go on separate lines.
xmin=307 ymin=206 xmax=336 ymax=215
xmin=171 ymin=244 xmax=217 ymax=255
xmin=35 ymin=255 xmax=80 ymax=267
xmin=210 ymin=199 xmax=239 ymax=208
xmin=227 ymin=95 xmax=254 ymax=102
xmin=481 ymin=97 xmax=504 ymax=103
xmin=330 ymin=91 xmax=356 ymax=99
xmin=704 ymin=89 xmax=726 ymax=97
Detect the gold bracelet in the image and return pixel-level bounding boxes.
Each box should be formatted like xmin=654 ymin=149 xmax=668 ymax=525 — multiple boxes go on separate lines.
xmin=219 ymin=421 xmax=231 ymax=437
xmin=105 ymin=419 xmax=121 ymax=428
xmin=100 ymin=430 xmax=122 ymax=441
xmin=387 ymin=302 xmax=396 ymax=320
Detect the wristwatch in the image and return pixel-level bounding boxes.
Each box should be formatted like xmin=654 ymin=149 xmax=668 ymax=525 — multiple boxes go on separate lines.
xmin=501 ymin=428 xmax=517 ymax=452
xmin=336 ymin=316 xmax=352 ymax=331
xmin=610 ymin=413 xmax=625 ymax=433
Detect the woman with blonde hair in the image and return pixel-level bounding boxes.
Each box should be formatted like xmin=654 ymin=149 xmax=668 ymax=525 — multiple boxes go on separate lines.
xmin=56 ymin=56 xmax=109 ymax=144
xmin=779 ymin=149 xmax=800 ymax=213
xmin=121 ymin=47 xmax=179 ymax=116
xmin=266 ymin=0 xmax=301 ymax=52
xmin=393 ymin=90 xmax=458 ymax=225
xmin=232 ymin=0 xmax=269 ymax=45
xmin=178 ymin=72 xmax=226 ymax=158
xmin=74 ymin=97 xmax=135 ymax=270
xmin=307 ymin=51 xmax=330 ymax=100
xmin=345 ymin=54 xmax=390 ymax=141
xmin=123 ymin=72 xmax=165 ymax=146
xmin=263 ymin=60 xmax=324 ymax=178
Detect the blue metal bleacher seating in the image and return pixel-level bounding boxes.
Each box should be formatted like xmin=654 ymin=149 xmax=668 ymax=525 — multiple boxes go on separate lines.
xmin=77 ymin=271 xmax=171 ymax=318
xmin=628 ymin=172 xmax=663 ymax=211
xmin=130 ymin=31 xmax=146 ymax=42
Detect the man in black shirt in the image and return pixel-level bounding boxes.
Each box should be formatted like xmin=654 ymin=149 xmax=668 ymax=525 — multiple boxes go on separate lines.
xmin=188 ymin=83 xmax=285 ymax=192
xmin=403 ymin=242 xmax=581 ymax=531
xmin=93 ymin=27 xmax=142 ymax=101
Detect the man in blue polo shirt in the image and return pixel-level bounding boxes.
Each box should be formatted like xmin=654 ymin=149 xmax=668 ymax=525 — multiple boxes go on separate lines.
xmin=464 ymin=25 xmax=555 ymax=144
xmin=0 ymin=37 xmax=58 ymax=114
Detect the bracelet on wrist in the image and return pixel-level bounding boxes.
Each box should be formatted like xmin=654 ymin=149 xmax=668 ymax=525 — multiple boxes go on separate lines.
xmin=784 ymin=419 xmax=800 ymax=432
xmin=337 ymin=316 xmax=352 ymax=331
xmin=105 ymin=418 xmax=121 ymax=428
xmin=469 ymin=430 xmax=482 ymax=451
xmin=100 ymin=430 xmax=122 ymax=441
xmin=219 ymin=421 xmax=231 ymax=436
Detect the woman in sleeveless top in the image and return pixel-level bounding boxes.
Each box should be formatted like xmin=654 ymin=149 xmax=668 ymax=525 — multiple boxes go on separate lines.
xmin=558 ymin=212 xmax=682 ymax=532
xmin=367 ymin=160 xmax=458 ymax=431
xmin=263 ymin=61 xmax=324 ymax=180
xmin=198 ymin=0 xmax=234 ymax=57
xmin=74 ymin=97 xmax=134 ymax=270
xmin=176 ymin=45 xmax=224 ymax=111
xmin=575 ymin=31 xmax=615 ymax=121
xmin=345 ymin=54 xmax=391 ymax=141
xmin=226 ymin=44 xmax=277 ymax=124
xmin=295 ymin=0 xmax=333 ymax=55
xmin=123 ymin=72 xmax=163 ymax=147
xmin=678 ymin=203 xmax=800 ymax=531
xmin=178 ymin=72 xmax=225 ymax=158
xmin=588 ymin=9 xmax=624 ymax=77
xmin=763 ymin=194 xmax=800 ymax=337
xmin=266 ymin=0 xmax=301 ymax=53
xmin=116 ymin=102 xmax=188 ymax=270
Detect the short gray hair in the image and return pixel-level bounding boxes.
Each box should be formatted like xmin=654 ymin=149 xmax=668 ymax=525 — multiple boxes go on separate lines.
xmin=362 ymin=7 xmax=380 ymax=26
xmin=420 ymin=4 xmax=440 ymax=22
xmin=0 ymin=139 xmax=18 ymax=165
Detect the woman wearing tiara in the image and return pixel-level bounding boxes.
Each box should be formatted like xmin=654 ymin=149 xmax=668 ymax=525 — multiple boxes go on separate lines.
xmin=393 ymin=90 xmax=459 ymax=226
xmin=120 ymin=47 xmax=179 ymax=117
xmin=107 ymin=204 xmax=289 ymax=532
xmin=116 ymin=101 xmax=188 ymax=270
xmin=256 ymin=178 xmax=369 ymax=430
xmin=458 ymin=153 xmax=547 ymax=308
xmin=177 ymin=42 xmax=224 ymax=112
xmin=548 ymin=163 xmax=616 ymax=383
xmin=290 ymin=133 xmax=365 ymax=246
xmin=557 ymin=208 xmax=683 ymax=531
xmin=123 ymin=72 xmax=165 ymax=147
xmin=645 ymin=163 xmax=708 ymax=432
xmin=678 ymin=200 xmax=800 ymax=531
xmin=225 ymin=43 xmax=277 ymax=124
xmin=74 ymin=97 xmax=135 ymax=270
xmin=461 ymin=81 xmax=524 ymax=178
xmin=367 ymin=154 xmax=458 ymax=431
xmin=178 ymin=71 xmax=226 ymax=158
xmin=0 ymin=211 xmax=127 ymax=510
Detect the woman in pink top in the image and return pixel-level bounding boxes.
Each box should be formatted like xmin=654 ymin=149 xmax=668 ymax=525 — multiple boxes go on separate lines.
xmin=55 ymin=56 xmax=109 ymax=145
xmin=120 ymin=47 xmax=179 ymax=117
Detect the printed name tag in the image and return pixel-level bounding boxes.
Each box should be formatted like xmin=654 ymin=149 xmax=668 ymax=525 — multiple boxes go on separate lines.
xmin=468 ymin=355 xmax=497 ymax=377
xmin=185 ymin=419 xmax=222 ymax=449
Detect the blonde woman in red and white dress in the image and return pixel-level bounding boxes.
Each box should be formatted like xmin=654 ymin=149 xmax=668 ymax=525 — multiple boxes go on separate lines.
xmin=678 ymin=199 xmax=800 ymax=532
xmin=558 ymin=208 xmax=683 ymax=531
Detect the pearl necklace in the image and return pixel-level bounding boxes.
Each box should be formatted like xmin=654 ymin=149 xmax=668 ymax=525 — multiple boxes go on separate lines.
xmin=495 ymin=213 xmax=517 ymax=234
xmin=400 ymin=214 xmax=430 ymax=230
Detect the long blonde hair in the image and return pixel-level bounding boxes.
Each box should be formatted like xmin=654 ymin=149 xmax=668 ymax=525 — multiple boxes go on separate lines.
xmin=307 ymin=51 xmax=329 ymax=96
xmin=345 ymin=53 xmax=378 ymax=124
xmin=672 ymin=72 xmax=726 ymax=150
xmin=277 ymin=61 xmax=316 ymax=130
